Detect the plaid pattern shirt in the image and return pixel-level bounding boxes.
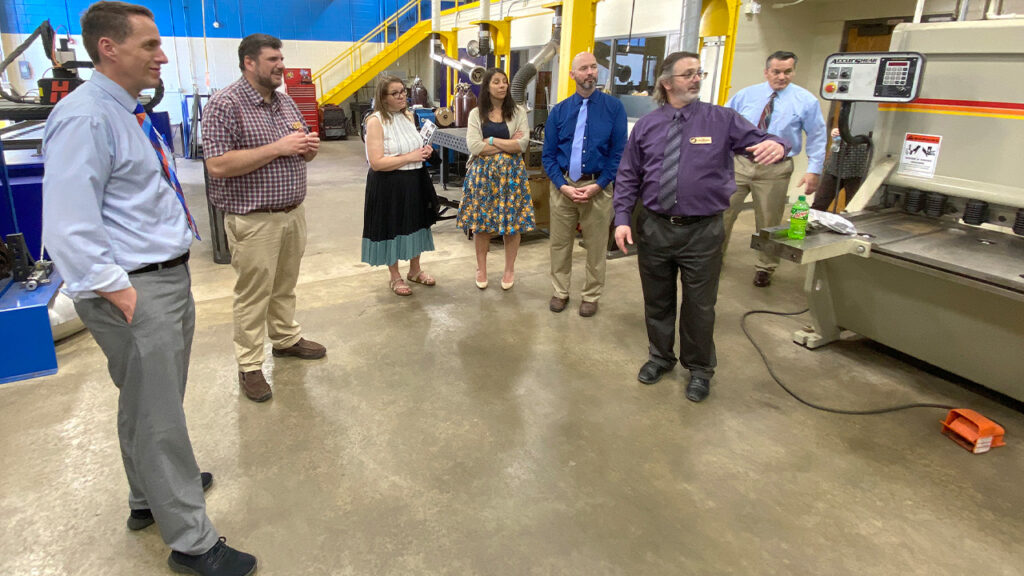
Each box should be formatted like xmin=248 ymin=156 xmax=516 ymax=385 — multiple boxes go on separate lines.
xmin=203 ymin=77 xmax=308 ymax=214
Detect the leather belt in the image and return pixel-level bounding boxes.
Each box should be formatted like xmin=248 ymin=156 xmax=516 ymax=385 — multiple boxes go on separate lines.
xmin=651 ymin=212 xmax=712 ymax=226
xmin=564 ymin=172 xmax=600 ymax=182
xmin=248 ymin=203 xmax=300 ymax=214
xmin=129 ymin=251 xmax=190 ymax=275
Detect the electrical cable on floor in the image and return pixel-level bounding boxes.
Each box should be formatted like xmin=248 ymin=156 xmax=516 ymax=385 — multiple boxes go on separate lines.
xmin=741 ymin=308 xmax=957 ymax=415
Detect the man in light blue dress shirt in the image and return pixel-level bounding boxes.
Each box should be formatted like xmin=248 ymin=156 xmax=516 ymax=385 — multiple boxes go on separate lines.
xmin=41 ymin=3 xmax=255 ymax=575
xmin=722 ymin=51 xmax=827 ymax=287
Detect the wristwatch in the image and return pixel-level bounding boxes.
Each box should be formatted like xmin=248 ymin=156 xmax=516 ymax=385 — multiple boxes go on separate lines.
xmin=488 ymin=136 xmax=494 ymax=146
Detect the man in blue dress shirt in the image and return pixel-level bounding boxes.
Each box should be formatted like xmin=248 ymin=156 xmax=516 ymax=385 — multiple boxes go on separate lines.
xmin=41 ymin=3 xmax=255 ymax=575
xmin=542 ymin=51 xmax=627 ymax=317
xmin=722 ymin=51 xmax=827 ymax=287
xmin=613 ymin=52 xmax=788 ymax=403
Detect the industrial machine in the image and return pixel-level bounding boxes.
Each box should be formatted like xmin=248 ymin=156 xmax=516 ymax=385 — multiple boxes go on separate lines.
xmin=751 ymin=8 xmax=1024 ymax=402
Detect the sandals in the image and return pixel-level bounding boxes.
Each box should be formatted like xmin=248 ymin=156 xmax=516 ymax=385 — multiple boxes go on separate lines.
xmin=389 ymin=278 xmax=412 ymax=296
xmin=407 ymin=270 xmax=436 ymax=286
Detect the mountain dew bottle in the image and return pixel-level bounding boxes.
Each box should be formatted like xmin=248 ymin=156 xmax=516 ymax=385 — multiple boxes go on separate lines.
xmin=788 ymin=195 xmax=810 ymax=240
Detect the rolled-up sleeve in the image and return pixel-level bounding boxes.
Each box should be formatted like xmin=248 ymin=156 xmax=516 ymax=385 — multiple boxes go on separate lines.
xmin=802 ymin=100 xmax=827 ymax=174
xmin=42 ymin=115 xmax=131 ymax=298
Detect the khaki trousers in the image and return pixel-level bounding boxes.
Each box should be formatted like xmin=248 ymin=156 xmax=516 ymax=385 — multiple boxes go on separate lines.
xmin=721 ymin=156 xmax=794 ymax=272
xmin=548 ymin=178 xmax=613 ymax=302
xmin=225 ymin=204 xmax=307 ymax=370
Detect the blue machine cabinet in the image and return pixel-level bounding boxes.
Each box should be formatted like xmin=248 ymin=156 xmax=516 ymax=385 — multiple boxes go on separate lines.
xmin=2 ymin=139 xmax=60 ymax=384
xmin=0 ymin=271 xmax=61 ymax=384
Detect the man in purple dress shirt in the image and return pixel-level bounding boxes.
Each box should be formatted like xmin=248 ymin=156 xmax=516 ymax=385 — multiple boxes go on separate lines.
xmin=613 ymin=52 xmax=789 ymax=403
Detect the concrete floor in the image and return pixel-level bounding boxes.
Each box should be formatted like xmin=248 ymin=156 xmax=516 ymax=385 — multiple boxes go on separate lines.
xmin=2 ymin=139 xmax=1023 ymax=575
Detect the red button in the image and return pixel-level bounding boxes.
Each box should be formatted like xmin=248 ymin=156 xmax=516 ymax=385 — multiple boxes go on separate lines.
xmin=825 ymin=83 xmax=836 ymax=93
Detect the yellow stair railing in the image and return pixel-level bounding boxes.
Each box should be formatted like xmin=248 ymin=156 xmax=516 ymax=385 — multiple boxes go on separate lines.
xmin=313 ymin=0 xmax=429 ymax=106
xmin=314 ymin=0 xmax=478 ymax=106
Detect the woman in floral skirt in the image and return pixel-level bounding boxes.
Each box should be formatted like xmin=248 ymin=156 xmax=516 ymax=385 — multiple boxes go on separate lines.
xmin=457 ymin=68 xmax=535 ymax=290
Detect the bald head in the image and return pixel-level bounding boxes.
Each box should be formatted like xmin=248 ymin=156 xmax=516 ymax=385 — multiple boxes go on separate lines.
xmin=570 ymin=51 xmax=598 ymax=97
xmin=572 ymin=51 xmax=595 ymax=70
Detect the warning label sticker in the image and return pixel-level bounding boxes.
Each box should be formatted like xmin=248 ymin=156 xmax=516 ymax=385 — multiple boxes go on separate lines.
xmin=898 ymin=133 xmax=942 ymax=178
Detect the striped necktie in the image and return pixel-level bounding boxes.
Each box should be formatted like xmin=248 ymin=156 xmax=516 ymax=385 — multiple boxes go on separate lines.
xmin=133 ymin=103 xmax=201 ymax=239
xmin=657 ymin=110 xmax=683 ymax=211
xmin=758 ymin=92 xmax=777 ymax=131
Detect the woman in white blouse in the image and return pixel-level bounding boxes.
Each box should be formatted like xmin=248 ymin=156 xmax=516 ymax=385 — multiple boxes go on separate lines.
xmin=362 ymin=76 xmax=440 ymax=296
xmin=456 ymin=68 xmax=535 ymax=290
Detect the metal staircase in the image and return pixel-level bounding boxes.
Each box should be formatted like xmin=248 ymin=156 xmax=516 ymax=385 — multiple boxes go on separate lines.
xmin=314 ymin=0 xmax=462 ymax=106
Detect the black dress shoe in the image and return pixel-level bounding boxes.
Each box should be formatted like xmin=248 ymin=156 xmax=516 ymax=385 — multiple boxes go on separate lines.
xmin=637 ymin=361 xmax=672 ymax=385
xmin=168 ymin=537 xmax=257 ymax=576
xmin=753 ymin=270 xmax=772 ymax=287
xmin=128 ymin=472 xmax=213 ymax=531
xmin=686 ymin=376 xmax=711 ymax=402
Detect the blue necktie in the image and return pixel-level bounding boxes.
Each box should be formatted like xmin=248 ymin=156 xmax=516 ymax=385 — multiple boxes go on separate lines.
xmin=568 ymin=98 xmax=589 ymax=181
xmin=134 ymin=103 xmax=200 ymax=239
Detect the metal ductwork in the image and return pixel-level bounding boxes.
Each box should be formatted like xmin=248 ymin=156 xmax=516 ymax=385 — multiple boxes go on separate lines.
xmin=431 ymin=38 xmax=486 ymax=85
xmin=679 ymin=0 xmax=701 ymax=52
xmin=478 ymin=0 xmax=492 ymax=56
xmin=511 ymin=6 xmax=562 ymax=105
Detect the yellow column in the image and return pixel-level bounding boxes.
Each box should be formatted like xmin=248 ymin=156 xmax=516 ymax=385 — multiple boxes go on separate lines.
xmin=699 ymin=0 xmax=742 ymax=105
xmin=555 ymin=0 xmax=601 ymax=101
xmin=438 ymin=31 xmax=459 ymax=107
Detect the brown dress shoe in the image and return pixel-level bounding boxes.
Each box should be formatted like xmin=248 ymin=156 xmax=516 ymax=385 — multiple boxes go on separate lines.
xmin=753 ymin=270 xmax=772 ymax=287
xmin=239 ymin=370 xmax=272 ymax=402
xmin=272 ymin=337 xmax=327 ymax=360
xmin=549 ymin=296 xmax=569 ymax=313
xmin=578 ymin=301 xmax=599 ymax=317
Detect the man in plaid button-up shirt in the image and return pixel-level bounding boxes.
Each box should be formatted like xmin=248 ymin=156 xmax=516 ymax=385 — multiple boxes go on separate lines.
xmin=204 ymin=33 xmax=326 ymax=403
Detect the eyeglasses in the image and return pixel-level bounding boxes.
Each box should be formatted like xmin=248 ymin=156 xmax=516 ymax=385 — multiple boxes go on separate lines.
xmin=389 ymin=88 xmax=408 ymax=98
xmin=673 ymin=70 xmax=708 ymax=80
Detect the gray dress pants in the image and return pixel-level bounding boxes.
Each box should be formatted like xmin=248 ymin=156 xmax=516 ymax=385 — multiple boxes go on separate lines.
xmin=74 ymin=264 xmax=218 ymax=555
xmin=635 ymin=207 xmax=724 ymax=380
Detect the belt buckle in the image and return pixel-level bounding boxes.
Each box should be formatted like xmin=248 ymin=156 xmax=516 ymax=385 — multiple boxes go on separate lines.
xmin=669 ymin=215 xmax=686 ymax=225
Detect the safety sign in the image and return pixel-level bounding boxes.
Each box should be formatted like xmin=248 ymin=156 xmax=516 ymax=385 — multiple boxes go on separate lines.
xmin=898 ymin=132 xmax=942 ymax=178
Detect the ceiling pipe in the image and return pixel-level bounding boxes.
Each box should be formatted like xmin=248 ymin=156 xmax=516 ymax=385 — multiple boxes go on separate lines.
xmin=679 ymin=0 xmax=701 ymax=52
xmin=431 ymin=40 xmax=486 ymax=84
xmin=479 ymin=0 xmax=492 ymax=56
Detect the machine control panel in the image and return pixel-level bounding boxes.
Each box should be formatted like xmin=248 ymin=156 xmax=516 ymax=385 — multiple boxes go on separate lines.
xmin=820 ymin=52 xmax=924 ymax=102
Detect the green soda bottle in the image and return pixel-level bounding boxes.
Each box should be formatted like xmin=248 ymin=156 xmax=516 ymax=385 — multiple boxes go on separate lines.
xmin=788 ymin=195 xmax=810 ymax=240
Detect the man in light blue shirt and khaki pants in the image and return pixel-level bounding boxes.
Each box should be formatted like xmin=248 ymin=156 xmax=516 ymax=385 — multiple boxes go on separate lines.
xmin=722 ymin=50 xmax=827 ymax=287
xmin=42 ymin=2 xmax=255 ymax=574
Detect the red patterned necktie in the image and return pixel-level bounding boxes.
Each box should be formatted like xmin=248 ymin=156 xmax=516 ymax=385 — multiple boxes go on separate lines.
xmin=134 ymin=102 xmax=201 ymax=239
xmin=758 ymin=92 xmax=777 ymax=131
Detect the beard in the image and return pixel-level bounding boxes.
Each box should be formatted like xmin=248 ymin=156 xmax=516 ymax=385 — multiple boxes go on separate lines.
xmin=257 ymin=70 xmax=282 ymax=91
xmin=675 ymin=83 xmax=701 ymax=104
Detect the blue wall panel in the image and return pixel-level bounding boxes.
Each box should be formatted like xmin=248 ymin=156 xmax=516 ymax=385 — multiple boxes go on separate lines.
xmin=0 ymin=0 xmax=427 ymax=42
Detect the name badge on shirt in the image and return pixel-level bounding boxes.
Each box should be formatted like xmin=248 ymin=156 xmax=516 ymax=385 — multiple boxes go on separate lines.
xmin=690 ymin=137 xmax=712 ymax=144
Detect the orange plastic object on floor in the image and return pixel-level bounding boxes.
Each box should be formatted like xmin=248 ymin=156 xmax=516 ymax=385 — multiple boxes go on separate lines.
xmin=941 ymin=409 xmax=1006 ymax=454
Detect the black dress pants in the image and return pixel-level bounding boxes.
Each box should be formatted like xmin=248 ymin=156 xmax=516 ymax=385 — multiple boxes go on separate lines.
xmin=635 ymin=207 xmax=724 ymax=380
